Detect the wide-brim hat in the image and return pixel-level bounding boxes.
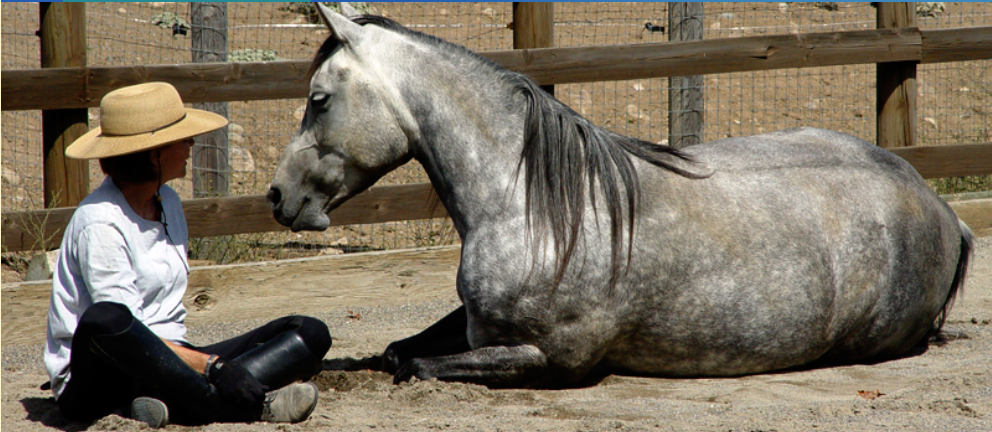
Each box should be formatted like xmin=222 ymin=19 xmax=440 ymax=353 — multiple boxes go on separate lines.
xmin=65 ymin=82 xmax=228 ymax=160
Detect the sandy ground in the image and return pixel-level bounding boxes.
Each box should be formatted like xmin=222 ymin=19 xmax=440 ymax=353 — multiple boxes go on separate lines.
xmin=2 ymin=236 xmax=990 ymax=432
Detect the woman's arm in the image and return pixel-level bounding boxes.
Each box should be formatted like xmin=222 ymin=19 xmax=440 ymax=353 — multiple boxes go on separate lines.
xmin=163 ymin=339 xmax=213 ymax=374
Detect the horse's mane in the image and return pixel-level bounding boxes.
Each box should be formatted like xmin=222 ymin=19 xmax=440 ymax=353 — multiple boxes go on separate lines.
xmin=310 ymin=15 xmax=706 ymax=289
xmin=513 ymin=77 xmax=707 ymax=288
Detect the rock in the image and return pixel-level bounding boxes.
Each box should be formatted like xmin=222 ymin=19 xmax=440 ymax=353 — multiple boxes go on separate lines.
xmin=626 ymin=105 xmax=650 ymax=124
xmin=265 ymin=145 xmax=283 ymax=162
xmin=229 ymin=123 xmax=245 ymax=144
xmin=26 ymin=250 xmax=59 ymax=281
xmin=2 ymin=166 xmax=21 ymax=186
xmin=228 ymin=146 xmax=255 ymax=172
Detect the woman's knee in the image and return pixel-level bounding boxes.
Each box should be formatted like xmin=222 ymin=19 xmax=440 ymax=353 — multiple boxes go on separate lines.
xmin=78 ymin=302 xmax=133 ymax=336
xmin=289 ymin=316 xmax=331 ymax=358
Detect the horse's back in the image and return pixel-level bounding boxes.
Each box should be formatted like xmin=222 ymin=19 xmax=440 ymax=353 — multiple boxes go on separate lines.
xmin=688 ymin=127 xmax=916 ymax=180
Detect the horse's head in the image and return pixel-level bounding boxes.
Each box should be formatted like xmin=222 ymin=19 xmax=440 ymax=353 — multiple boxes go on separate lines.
xmin=268 ymin=3 xmax=419 ymax=231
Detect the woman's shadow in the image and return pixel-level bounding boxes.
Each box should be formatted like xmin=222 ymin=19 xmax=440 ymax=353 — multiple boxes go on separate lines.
xmin=20 ymin=396 xmax=92 ymax=432
xmin=17 ymin=357 xmax=386 ymax=431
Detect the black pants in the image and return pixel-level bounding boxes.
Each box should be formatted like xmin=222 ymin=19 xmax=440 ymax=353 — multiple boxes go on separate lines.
xmin=56 ymin=301 xmax=330 ymax=424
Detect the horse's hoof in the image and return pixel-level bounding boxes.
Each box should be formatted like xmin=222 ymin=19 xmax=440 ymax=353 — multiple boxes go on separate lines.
xmin=393 ymin=358 xmax=435 ymax=384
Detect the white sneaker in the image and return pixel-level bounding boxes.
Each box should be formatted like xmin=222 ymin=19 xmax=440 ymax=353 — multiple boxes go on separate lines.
xmin=260 ymin=382 xmax=319 ymax=423
xmin=130 ymin=397 xmax=168 ymax=428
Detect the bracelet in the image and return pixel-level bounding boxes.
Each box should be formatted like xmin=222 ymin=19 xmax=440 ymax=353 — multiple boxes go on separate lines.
xmin=203 ymin=354 xmax=221 ymax=379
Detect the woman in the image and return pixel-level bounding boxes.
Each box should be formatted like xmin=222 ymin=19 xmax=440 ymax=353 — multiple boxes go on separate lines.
xmin=45 ymin=82 xmax=331 ymax=427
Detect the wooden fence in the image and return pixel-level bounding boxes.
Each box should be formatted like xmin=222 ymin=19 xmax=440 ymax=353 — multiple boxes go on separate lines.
xmin=3 ymin=3 xmax=992 ymax=253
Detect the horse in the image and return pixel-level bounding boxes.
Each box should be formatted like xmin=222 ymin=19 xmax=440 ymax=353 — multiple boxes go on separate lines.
xmin=268 ymin=3 xmax=973 ymax=388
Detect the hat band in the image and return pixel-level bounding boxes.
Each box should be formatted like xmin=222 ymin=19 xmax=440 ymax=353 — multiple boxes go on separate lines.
xmin=101 ymin=113 xmax=188 ymax=137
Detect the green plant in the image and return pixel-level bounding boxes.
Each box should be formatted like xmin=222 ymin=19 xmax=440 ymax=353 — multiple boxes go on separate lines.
xmin=282 ymin=2 xmax=375 ymax=24
xmin=928 ymin=175 xmax=992 ymax=196
xmin=229 ymin=49 xmax=282 ymax=62
xmin=1 ymin=191 xmax=64 ymax=281
xmin=150 ymin=12 xmax=190 ymax=37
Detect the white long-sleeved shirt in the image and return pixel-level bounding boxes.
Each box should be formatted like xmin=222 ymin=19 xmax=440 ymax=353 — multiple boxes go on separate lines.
xmin=45 ymin=177 xmax=189 ymax=398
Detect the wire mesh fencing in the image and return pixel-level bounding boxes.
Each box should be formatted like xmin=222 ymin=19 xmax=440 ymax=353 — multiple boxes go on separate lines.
xmin=3 ymin=2 xmax=990 ymax=265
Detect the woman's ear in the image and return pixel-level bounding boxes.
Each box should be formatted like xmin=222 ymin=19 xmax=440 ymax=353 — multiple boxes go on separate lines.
xmin=149 ymin=149 xmax=163 ymax=173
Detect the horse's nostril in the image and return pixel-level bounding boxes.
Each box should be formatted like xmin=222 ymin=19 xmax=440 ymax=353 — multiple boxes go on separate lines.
xmin=266 ymin=186 xmax=282 ymax=207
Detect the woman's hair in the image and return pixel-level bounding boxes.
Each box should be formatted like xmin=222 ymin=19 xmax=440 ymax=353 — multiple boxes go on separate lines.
xmin=99 ymin=149 xmax=158 ymax=184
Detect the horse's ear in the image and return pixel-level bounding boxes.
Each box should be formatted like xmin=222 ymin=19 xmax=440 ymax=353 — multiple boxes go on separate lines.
xmin=338 ymin=2 xmax=362 ymax=19
xmin=316 ymin=2 xmax=363 ymax=45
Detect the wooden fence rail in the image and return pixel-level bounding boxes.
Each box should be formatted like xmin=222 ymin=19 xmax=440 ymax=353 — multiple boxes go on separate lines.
xmin=4 ymin=142 xmax=992 ymax=253
xmin=4 ymin=27 xmax=991 ymax=111
xmin=3 ymin=24 xmax=992 ymax=253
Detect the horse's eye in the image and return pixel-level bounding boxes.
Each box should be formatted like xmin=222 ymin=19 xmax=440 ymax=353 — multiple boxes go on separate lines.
xmin=310 ymin=93 xmax=330 ymax=111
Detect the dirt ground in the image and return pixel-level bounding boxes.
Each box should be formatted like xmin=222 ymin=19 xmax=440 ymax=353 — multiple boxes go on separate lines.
xmin=3 ymin=2 xmax=990 ymax=265
xmin=3 ymin=3 xmax=991 ymax=431
xmin=1 ymin=236 xmax=990 ymax=432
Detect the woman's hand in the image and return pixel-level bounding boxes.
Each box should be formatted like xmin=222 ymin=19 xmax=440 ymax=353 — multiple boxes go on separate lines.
xmin=162 ymin=339 xmax=265 ymax=410
xmin=205 ymin=357 xmax=266 ymax=411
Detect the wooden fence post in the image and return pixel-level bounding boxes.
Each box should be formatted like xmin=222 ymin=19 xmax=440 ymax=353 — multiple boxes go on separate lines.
xmin=876 ymin=2 xmax=917 ymax=148
xmin=668 ymin=2 xmax=704 ymax=148
xmin=191 ymin=2 xmax=229 ymax=198
xmin=513 ymin=2 xmax=555 ymax=96
xmin=40 ymin=3 xmax=89 ymax=208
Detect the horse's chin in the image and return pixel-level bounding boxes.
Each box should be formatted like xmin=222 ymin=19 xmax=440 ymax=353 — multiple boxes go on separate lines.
xmin=289 ymin=209 xmax=331 ymax=232
xmin=288 ymin=192 xmax=355 ymax=232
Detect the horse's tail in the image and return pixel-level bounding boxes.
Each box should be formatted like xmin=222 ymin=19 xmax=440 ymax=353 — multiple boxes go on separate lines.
xmin=934 ymin=219 xmax=974 ymax=333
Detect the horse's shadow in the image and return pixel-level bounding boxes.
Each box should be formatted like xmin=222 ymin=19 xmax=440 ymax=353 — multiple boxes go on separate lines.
xmin=19 ymin=397 xmax=92 ymax=432
xmin=320 ymin=331 xmax=969 ymax=390
xmin=322 ymin=355 xmax=384 ymax=372
xmin=319 ymin=355 xmax=613 ymax=389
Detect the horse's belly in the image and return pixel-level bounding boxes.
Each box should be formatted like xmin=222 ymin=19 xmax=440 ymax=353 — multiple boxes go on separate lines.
xmin=603 ymin=298 xmax=835 ymax=377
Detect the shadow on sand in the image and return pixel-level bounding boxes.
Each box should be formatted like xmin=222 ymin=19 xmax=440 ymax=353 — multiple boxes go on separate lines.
xmin=19 ymin=397 xmax=93 ymax=432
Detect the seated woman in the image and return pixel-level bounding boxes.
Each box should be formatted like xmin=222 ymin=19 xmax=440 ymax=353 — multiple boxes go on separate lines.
xmin=45 ymin=82 xmax=331 ymax=428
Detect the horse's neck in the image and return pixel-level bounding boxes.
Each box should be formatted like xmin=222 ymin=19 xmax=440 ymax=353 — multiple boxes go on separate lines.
xmin=409 ymin=87 xmax=528 ymax=235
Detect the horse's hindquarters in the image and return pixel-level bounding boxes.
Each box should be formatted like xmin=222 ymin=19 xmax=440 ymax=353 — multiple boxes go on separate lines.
xmin=607 ymin=135 xmax=968 ymax=375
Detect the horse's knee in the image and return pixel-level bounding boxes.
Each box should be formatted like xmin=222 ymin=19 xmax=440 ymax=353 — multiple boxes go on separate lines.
xmin=381 ymin=339 xmax=409 ymax=374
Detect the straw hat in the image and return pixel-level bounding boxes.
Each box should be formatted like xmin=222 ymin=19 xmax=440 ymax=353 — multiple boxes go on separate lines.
xmin=65 ymin=82 xmax=228 ymax=160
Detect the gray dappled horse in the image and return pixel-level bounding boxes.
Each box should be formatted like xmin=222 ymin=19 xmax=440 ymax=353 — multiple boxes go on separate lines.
xmin=268 ymin=3 xmax=973 ymax=388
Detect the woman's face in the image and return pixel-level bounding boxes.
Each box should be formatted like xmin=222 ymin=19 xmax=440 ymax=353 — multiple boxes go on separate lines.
xmin=156 ymin=138 xmax=194 ymax=182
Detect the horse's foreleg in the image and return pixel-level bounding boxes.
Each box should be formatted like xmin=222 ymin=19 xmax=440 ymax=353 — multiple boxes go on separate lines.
xmin=394 ymin=344 xmax=550 ymax=388
xmin=381 ymin=306 xmax=471 ymax=374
